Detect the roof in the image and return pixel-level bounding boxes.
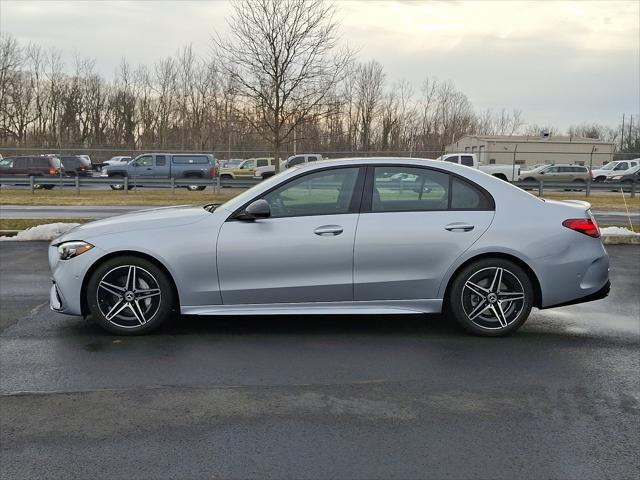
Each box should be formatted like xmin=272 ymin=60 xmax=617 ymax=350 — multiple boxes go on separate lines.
xmin=454 ymin=135 xmax=613 ymax=145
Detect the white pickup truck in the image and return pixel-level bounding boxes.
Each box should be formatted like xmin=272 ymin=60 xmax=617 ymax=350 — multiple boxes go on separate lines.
xmin=436 ymin=153 xmax=519 ymax=181
xmin=253 ymin=153 xmax=324 ymax=179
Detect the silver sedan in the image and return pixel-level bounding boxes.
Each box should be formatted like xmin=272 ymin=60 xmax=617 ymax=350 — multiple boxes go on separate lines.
xmin=49 ymin=158 xmax=610 ymax=336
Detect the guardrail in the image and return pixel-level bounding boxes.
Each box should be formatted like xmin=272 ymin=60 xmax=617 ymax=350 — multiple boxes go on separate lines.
xmin=0 ymin=176 xmax=636 ymax=197
xmin=0 ymin=176 xmax=260 ymax=193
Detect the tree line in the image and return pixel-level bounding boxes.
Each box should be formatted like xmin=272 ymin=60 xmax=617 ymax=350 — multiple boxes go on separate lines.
xmin=1 ymin=0 xmax=637 ymax=160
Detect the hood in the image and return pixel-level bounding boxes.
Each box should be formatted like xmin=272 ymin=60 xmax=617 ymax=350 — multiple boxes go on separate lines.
xmin=53 ymin=205 xmax=210 ymax=243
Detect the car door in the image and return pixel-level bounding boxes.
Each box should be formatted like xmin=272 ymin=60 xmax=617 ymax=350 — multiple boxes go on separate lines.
xmin=217 ymin=166 xmax=365 ymax=304
xmin=353 ymin=165 xmax=495 ymax=301
xmin=235 ymin=159 xmax=256 ymax=179
xmin=131 ymin=155 xmax=154 ymax=180
xmin=153 ymin=154 xmax=170 ymax=178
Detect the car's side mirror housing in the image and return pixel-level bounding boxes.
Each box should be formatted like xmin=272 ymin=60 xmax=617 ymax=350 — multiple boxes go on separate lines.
xmin=242 ymin=199 xmax=271 ymax=220
xmin=130 ymin=161 xmax=138 ymax=167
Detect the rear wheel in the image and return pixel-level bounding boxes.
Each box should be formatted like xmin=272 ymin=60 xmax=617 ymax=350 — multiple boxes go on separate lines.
xmin=109 ymin=175 xmax=129 ymax=190
xmin=185 ymin=176 xmax=206 ymax=191
xmin=447 ymin=258 xmax=534 ymax=336
xmin=87 ymin=256 xmax=175 ymax=335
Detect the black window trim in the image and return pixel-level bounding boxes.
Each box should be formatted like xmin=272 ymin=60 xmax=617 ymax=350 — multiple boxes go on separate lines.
xmin=228 ymin=164 xmax=367 ymax=221
xmin=361 ymin=164 xmax=495 ymax=213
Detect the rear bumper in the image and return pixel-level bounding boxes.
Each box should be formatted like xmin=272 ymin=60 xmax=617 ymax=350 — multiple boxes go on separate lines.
xmin=542 ymin=280 xmax=610 ymax=309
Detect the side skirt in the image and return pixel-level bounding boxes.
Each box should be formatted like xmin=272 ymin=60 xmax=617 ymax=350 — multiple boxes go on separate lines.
xmin=181 ymin=299 xmax=443 ymax=316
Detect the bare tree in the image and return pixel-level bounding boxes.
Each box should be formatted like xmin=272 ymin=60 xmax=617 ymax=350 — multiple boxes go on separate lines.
xmin=355 ymin=60 xmax=385 ymax=151
xmin=214 ymin=0 xmax=351 ymax=168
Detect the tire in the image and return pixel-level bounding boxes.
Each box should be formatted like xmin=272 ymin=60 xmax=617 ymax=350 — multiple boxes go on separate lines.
xmin=86 ymin=256 xmax=175 ymax=335
xmin=594 ymin=176 xmax=606 ymax=182
xmin=109 ymin=175 xmax=128 ymax=190
xmin=184 ymin=177 xmax=206 ymax=191
xmin=42 ymin=185 xmax=55 ymax=190
xmin=446 ymin=258 xmax=534 ymax=337
xmin=220 ymin=174 xmax=233 ymax=181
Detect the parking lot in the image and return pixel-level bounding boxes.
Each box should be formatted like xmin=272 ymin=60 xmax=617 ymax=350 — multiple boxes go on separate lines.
xmin=0 ymin=242 xmax=638 ymax=479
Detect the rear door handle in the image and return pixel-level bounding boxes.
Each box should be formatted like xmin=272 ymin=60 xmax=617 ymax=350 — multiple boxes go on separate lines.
xmin=445 ymin=223 xmax=475 ymax=232
xmin=314 ymin=225 xmax=343 ymax=236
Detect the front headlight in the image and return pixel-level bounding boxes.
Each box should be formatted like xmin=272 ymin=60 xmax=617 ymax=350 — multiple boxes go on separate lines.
xmin=57 ymin=241 xmax=94 ymax=260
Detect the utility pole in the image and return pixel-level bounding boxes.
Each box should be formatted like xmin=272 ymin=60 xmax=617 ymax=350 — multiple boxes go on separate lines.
xmin=621 ymin=114 xmax=625 ymax=150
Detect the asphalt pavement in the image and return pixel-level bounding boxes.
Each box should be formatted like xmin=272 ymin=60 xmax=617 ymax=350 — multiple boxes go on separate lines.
xmin=0 ymin=242 xmax=638 ymax=479
xmin=2 ymin=204 xmax=639 ymax=226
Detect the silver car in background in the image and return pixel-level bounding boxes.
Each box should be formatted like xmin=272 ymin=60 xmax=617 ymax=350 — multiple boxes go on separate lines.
xmin=49 ymin=158 xmax=610 ymax=336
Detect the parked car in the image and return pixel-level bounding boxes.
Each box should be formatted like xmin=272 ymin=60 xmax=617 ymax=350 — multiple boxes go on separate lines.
xmin=591 ymin=159 xmax=640 ymax=182
xmin=59 ymin=155 xmax=92 ymax=177
xmin=49 ymin=157 xmax=609 ymax=337
xmin=437 ymin=153 xmax=520 ymax=181
xmin=219 ymin=157 xmax=276 ymax=180
xmin=0 ymin=155 xmax=64 ymax=189
xmin=101 ymin=153 xmax=215 ymax=191
xmin=96 ymin=156 xmax=132 ymax=171
xmin=254 ymin=153 xmax=323 ymax=179
xmin=519 ymin=164 xmax=592 ymax=184
xmin=604 ymin=164 xmax=640 ymax=185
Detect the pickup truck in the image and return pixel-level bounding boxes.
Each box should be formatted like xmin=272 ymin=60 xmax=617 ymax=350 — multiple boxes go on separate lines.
xmin=218 ymin=157 xmax=277 ymax=180
xmin=253 ymin=153 xmax=324 ymax=179
xmin=101 ymin=153 xmax=215 ymax=190
xmin=436 ymin=153 xmax=520 ymax=181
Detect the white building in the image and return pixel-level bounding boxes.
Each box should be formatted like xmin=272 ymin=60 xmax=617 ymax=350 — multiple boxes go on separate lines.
xmin=446 ymin=135 xmax=615 ymax=168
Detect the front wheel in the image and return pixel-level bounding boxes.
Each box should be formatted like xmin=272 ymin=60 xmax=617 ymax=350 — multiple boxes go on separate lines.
xmin=86 ymin=256 xmax=175 ymax=335
xmin=186 ymin=184 xmax=206 ymax=191
xmin=447 ymin=258 xmax=534 ymax=336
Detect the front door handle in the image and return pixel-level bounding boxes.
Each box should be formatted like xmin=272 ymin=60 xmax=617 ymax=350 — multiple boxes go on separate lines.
xmin=314 ymin=225 xmax=343 ymax=236
xmin=445 ymin=223 xmax=475 ymax=232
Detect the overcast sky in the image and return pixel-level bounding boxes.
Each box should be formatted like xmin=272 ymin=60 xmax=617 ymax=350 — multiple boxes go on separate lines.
xmin=1 ymin=0 xmax=638 ymax=130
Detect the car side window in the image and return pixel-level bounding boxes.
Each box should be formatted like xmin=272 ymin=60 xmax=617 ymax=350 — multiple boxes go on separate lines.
xmin=262 ymin=167 xmax=360 ymax=218
xmin=547 ymin=166 xmax=559 ymax=173
xmin=0 ymin=158 xmax=14 ymax=168
xmin=444 ymin=156 xmax=459 ymax=164
xmin=156 ymin=155 xmax=166 ymax=166
xmin=292 ymin=156 xmax=306 ymax=166
xmin=451 ymin=178 xmax=492 ymax=209
xmin=256 ymin=159 xmax=268 ymax=167
xmin=614 ymin=163 xmax=628 ymax=171
xmin=373 ymin=167 xmax=449 ymax=212
xmin=241 ymin=159 xmax=256 ymax=169
xmin=136 ymin=156 xmax=153 ymax=167
xmin=460 ymin=155 xmax=474 ymax=167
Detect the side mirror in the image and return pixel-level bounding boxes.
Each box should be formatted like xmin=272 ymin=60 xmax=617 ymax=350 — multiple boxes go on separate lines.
xmin=539 ymin=171 xmax=545 ymax=175
xmin=130 ymin=161 xmax=138 ymax=167
xmin=243 ymin=199 xmax=271 ymax=220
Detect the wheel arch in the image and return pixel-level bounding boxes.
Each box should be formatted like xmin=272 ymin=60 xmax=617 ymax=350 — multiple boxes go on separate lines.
xmin=492 ymin=173 xmax=508 ymax=181
xmin=441 ymin=252 xmax=543 ymax=309
xmin=80 ymin=250 xmax=181 ymax=316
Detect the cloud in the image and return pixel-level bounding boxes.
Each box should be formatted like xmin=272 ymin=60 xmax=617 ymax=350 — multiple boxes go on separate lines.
xmin=1 ymin=0 xmax=637 ymax=129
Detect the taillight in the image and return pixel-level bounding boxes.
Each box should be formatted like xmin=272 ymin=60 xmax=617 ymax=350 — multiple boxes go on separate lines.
xmin=562 ymin=218 xmax=600 ymax=238
xmin=49 ymin=167 xmax=57 ymax=176
xmin=210 ymin=167 xmax=216 ymax=177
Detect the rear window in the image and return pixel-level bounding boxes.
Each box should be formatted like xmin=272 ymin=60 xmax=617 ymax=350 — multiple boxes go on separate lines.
xmin=444 ymin=156 xmax=459 ymax=164
xmin=172 ymin=155 xmax=209 ymax=165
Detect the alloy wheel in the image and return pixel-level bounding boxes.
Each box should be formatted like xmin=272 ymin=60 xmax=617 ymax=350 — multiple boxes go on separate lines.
xmin=96 ymin=265 xmax=162 ymax=328
xmin=461 ymin=267 xmax=526 ymax=330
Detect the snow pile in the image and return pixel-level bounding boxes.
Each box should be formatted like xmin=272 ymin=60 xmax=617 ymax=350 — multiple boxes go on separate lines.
xmin=0 ymin=222 xmax=80 ymax=241
xmin=600 ymin=226 xmax=639 ymax=236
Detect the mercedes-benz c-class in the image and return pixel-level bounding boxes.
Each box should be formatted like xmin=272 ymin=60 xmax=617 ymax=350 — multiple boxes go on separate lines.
xmin=49 ymin=158 xmax=610 ymax=336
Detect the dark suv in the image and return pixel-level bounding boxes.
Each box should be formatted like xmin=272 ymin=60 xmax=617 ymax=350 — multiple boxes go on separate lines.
xmin=58 ymin=155 xmax=92 ymax=177
xmin=0 ymin=155 xmax=64 ymax=189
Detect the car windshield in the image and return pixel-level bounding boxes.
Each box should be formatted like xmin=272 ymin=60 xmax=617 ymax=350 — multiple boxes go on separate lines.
xmin=600 ymin=163 xmax=617 ymax=170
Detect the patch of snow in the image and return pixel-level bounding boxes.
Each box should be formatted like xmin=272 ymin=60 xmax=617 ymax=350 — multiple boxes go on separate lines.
xmin=600 ymin=226 xmax=639 ymax=236
xmin=0 ymin=223 xmax=80 ymax=241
